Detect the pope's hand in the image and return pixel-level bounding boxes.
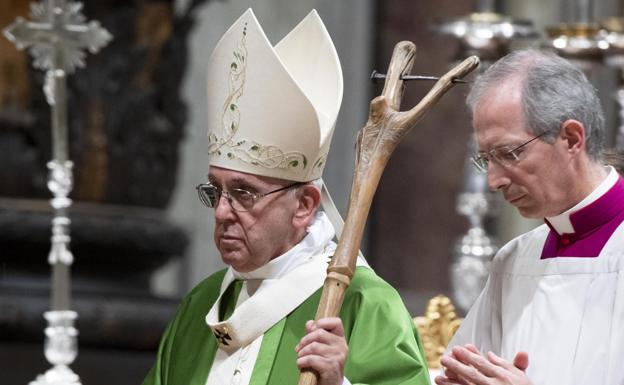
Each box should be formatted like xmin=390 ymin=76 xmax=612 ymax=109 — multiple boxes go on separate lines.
xmin=295 ymin=317 xmax=348 ymax=385
xmin=435 ymin=344 xmax=532 ymax=385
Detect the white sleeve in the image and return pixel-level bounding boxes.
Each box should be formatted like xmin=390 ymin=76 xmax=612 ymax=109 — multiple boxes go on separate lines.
xmin=446 ymin=272 xmax=500 ymax=355
xmin=607 ymin=268 xmax=624 ymax=385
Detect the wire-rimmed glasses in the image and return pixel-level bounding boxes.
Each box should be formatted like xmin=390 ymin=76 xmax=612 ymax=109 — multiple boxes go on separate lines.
xmin=195 ymin=182 xmax=304 ymax=212
xmin=471 ymin=132 xmax=548 ymax=172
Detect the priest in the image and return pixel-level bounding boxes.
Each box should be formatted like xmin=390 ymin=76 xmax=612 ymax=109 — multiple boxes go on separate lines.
xmin=142 ymin=9 xmax=430 ymax=385
xmin=436 ymin=50 xmax=624 ymax=385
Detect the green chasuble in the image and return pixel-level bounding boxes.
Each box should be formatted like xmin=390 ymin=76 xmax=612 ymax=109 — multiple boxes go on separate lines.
xmin=142 ymin=266 xmax=431 ymax=385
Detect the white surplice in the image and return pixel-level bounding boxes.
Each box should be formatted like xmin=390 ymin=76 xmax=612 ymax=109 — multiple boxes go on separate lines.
xmin=449 ymin=168 xmax=624 ymax=385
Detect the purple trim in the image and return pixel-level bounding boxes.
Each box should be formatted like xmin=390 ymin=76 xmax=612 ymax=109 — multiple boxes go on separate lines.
xmin=541 ymin=177 xmax=624 ymax=259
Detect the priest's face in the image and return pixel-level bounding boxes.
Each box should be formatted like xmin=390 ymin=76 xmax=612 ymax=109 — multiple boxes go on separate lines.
xmin=208 ymin=166 xmax=311 ymax=272
xmin=473 ymin=79 xmax=578 ymax=218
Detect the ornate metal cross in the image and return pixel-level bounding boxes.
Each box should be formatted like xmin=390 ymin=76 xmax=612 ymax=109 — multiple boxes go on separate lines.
xmin=3 ymin=1 xmax=111 ymax=384
xmin=4 ymin=0 xmax=112 ymax=162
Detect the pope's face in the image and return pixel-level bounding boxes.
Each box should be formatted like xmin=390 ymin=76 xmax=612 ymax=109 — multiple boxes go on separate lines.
xmin=208 ymin=166 xmax=304 ymax=272
xmin=473 ymin=79 xmax=576 ymax=218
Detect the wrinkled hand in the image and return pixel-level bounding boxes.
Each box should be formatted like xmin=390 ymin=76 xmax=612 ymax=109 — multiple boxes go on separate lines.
xmin=435 ymin=344 xmax=532 ymax=385
xmin=295 ymin=317 xmax=348 ymax=385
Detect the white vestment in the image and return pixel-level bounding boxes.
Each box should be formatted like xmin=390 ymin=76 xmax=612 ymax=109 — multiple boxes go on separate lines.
xmin=449 ymin=168 xmax=624 ymax=385
xmin=205 ymin=211 xmax=368 ymax=385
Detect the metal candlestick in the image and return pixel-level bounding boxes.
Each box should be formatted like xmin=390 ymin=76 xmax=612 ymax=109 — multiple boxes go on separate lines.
xmin=3 ymin=1 xmax=111 ymax=384
xmin=600 ymin=17 xmax=624 ymax=150
xmin=545 ymin=23 xmax=607 ymax=71
xmin=33 ymin=311 xmax=80 ymax=385
xmin=435 ymin=11 xmax=538 ymax=66
xmin=434 ymin=5 xmax=535 ymax=311
xmin=450 ymin=137 xmax=498 ymax=312
xmin=545 ymin=0 xmax=606 ymax=71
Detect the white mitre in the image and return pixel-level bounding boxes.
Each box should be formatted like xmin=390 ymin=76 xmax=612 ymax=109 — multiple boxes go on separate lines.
xmin=206 ymin=8 xmax=343 ymax=182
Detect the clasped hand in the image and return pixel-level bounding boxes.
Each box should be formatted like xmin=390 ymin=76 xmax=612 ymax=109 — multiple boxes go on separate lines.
xmin=435 ymin=344 xmax=532 ymax=385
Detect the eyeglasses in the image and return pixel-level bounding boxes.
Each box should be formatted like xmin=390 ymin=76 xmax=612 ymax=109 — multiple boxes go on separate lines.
xmin=195 ymin=182 xmax=304 ymax=212
xmin=471 ymin=132 xmax=548 ymax=173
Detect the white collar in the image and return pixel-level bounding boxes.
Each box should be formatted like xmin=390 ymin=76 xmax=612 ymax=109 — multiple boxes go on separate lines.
xmin=545 ymin=166 xmax=619 ymax=235
xmin=206 ymin=211 xmax=337 ymax=349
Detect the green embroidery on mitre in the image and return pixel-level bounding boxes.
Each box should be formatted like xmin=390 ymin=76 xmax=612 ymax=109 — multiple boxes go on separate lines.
xmin=312 ymin=154 xmax=327 ymax=170
xmin=242 ymin=143 xmax=307 ymax=170
xmin=208 ymin=21 xmax=308 ymax=173
xmin=207 ymin=23 xmax=247 ymax=155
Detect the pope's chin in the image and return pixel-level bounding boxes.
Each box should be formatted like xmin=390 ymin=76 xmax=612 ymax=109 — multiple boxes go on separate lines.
xmin=218 ymin=248 xmax=250 ymax=271
xmin=216 ymin=240 xmax=248 ymax=268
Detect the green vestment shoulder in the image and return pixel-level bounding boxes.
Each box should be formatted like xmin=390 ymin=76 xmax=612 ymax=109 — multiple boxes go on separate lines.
xmin=142 ymin=266 xmax=431 ymax=385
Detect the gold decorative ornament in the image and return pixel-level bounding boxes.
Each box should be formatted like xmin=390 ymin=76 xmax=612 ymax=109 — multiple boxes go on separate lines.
xmin=214 ymin=325 xmax=232 ymax=346
xmin=413 ymin=295 xmax=463 ymax=369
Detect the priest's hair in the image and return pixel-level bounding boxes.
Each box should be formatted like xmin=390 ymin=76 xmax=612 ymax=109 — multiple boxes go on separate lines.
xmin=466 ymin=49 xmax=605 ymax=162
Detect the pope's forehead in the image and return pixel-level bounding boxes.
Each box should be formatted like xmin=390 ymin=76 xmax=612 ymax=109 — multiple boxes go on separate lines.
xmin=208 ymin=166 xmax=293 ymax=185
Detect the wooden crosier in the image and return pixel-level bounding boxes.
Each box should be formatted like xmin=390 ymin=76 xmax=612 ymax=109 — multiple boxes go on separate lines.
xmin=297 ymin=41 xmax=479 ymax=385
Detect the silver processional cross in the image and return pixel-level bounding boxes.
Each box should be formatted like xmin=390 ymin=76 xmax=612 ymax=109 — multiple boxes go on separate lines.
xmin=3 ymin=1 xmax=111 ymax=384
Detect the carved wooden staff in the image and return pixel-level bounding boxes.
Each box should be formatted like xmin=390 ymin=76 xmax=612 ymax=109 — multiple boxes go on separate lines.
xmin=298 ymin=41 xmax=479 ymax=385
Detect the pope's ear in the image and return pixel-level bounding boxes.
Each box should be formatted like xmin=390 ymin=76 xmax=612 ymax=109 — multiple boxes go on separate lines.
xmin=293 ymin=184 xmax=320 ymax=227
xmin=560 ymin=119 xmax=585 ymax=155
